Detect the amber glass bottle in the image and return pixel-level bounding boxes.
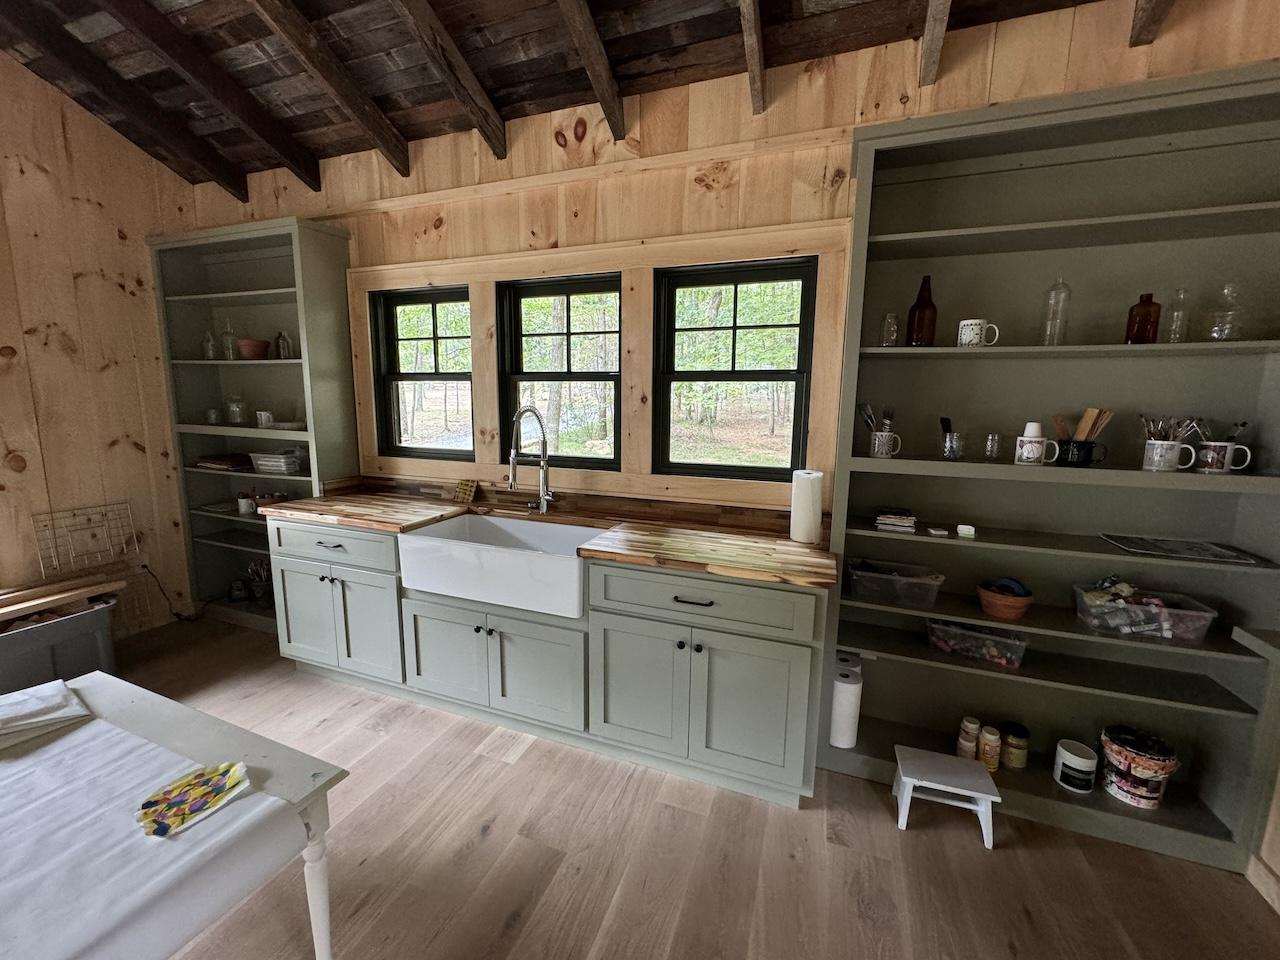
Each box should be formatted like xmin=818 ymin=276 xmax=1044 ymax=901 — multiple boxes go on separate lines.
xmin=905 ymin=276 xmax=937 ymax=347
xmin=1124 ymin=293 xmax=1161 ymax=345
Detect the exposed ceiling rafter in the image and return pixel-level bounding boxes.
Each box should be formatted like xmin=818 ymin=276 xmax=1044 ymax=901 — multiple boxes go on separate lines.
xmin=738 ymin=0 xmax=766 ymax=114
xmin=556 ymin=0 xmax=626 ymax=140
xmin=1129 ymin=0 xmax=1175 ymax=46
xmin=918 ymin=0 xmax=952 ymax=87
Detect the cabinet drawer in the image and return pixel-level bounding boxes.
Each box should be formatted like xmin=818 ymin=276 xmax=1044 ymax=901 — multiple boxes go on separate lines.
xmin=589 ymin=565 xmax=816 ymax=643
xmin=269 ymin=520 xmax=398 ymax=571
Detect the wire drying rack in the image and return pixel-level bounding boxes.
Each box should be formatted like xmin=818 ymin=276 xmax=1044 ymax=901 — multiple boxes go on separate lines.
xmin=31 ymin=501 xmax=140 ymax=578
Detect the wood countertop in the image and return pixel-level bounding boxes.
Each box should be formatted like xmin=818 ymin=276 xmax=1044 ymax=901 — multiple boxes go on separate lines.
xmin=257 ymin=495 xmax=465 ymax=533
xmin=577 ymin=522 xmax=838 ymax=588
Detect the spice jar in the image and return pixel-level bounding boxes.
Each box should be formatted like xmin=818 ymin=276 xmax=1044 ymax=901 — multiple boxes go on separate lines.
xmin=978 ymin=725 xmax=1002 ymax=773
xmin=1000 ymin=721 xmax=1029 ymax=771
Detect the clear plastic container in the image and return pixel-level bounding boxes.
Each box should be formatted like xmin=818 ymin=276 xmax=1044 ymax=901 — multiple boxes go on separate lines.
xmin=927 ymin=620 xmax=1028 ymax=669
xmin=248 ymin=451 xmax=302 ymax=474
xmin=1073 ymin=584 xmax=1217 ymax=647
xmin=846 ymin=559 xmax=945 ymax=608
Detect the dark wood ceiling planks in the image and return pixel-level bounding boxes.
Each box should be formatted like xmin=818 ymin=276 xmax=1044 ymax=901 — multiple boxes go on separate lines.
xmin=1 ymin=0 xmax=1119 ymax=197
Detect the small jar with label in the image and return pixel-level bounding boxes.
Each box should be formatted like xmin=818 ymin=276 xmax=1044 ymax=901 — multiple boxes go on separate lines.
xmin=978 ymin=726 xmax=1002 ymax=773
xmin=999 ymin=722 xmax=1029 ymax=771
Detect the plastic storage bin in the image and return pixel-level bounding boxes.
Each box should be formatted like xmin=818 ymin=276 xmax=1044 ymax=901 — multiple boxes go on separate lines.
xmin=248 ymin=451 xmax=303 ymax=475
xmin=0 ymin=597 xmax=117 ymax=694
xmin=927 ymin=619 xmax=1028 ymax=669
xmin=1073 ymin=584 xmax=1217 ymax=647
xmin=846 ymin=559 xmax=945 ymax=608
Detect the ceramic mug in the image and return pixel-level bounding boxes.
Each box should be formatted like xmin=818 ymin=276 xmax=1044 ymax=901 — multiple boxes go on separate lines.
xmin=957 ymin=319 xmax=1000 ymax=348
xmin=869 ymin=430 xmax=902 ymax=458
xmin=237 ymin=496 xmax=256 ymax=515
xmin=1196 ymin=441 xmax=1252 ymax=474
xmin=1143 ymin=439 xmax=1196 ymax=472
xmin=1057 ymin=439 xmax=1108 ymax=468
xmin=255 ymin=410 xmax=275 ymax=428
xmin=1014 ymin=435 xmax=1060 ymax=466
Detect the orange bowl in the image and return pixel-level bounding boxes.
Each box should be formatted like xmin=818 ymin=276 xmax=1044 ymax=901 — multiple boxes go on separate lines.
xmin=977 ymin=585 xmax=1034 ymax=621
xmin=237 ymin=338 xmax=271 ymax=360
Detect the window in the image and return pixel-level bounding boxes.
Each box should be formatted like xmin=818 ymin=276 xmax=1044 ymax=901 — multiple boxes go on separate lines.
xmin=371 ymin=288 xmax=474 ymax=459
xmin=498 ymin=275 xmax=621 ymax=470
xmin=653 ymin=258 xmax=816 ymax=480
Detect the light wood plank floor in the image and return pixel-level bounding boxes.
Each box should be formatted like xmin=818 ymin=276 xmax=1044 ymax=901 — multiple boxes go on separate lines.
xmin=118 ymin=619 xmax=1280 ymax=960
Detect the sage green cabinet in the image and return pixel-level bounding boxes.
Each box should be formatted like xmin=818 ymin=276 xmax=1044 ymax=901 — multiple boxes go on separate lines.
xmin=488 ymin=615 xmax=585 ymax=730
xmin=589 ymin=612 xmax=690 ymax=756
xmin=272 ymin=556 xmax=338 ymax=667
xmin=402 ymin=599 xmax=490 ymax=705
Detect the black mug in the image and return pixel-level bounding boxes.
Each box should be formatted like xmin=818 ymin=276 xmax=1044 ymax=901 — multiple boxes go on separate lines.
xmin=1058 ymin=439 xmax=1107 ymax=467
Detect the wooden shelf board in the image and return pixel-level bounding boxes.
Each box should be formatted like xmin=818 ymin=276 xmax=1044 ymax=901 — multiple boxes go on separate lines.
xmin=846 ymin=518 xmax=1279 ymax=574
xmin=165 ymin=287 xmax=297 ymax=304
xmin=184 ymin=466 xmax=313 ymax=482
xmin=189 ymin=506 xmax=268 ymax=527
xmin=171 ymin=359 xmax=303 ymax=366
xmin=836 ymin=621 xmax=1257 ymax=716
xmin=177 ymin=423 xmax=311 ymax=440
xmin=865 ymin=200 xmax=1280 ymax=260
xmin=204 ymin=598 xmax=276 ymax=633
xmin=191 ymin=528 xmax=271 ymax=555
xmin=849 ymin=457 xmax=1280 ymax=494
xmin=859 ymin=340 xmax=1280 ymax=359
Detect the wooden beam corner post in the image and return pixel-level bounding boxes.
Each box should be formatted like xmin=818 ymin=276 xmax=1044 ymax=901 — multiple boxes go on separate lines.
xmin=738 ymin=0 xmax=766 ymax=114
xmin=555 ymin=0 xmax=626 ymax=141
xmin=1130 ymin=0 xmax=1176 ymax=47
xmin=918 ymin=0 xmax=952 ymax=87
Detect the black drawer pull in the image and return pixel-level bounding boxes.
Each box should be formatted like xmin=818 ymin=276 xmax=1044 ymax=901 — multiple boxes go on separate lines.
xmin=676 ymin=640 xmax=687 ymax=650
xmin=315 ymin=541 xmax=346 ymax=550
xmin=673 ymin=595 xmax=714 ymax=607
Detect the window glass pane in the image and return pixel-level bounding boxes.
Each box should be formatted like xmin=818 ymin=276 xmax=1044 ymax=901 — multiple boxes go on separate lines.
xmin=520 ymin=295 xmax=567 ymax=334
xmin=674 ymin=285 xmax=733 ymax=329
xmin=438 ymin=337 xmax=472 ymax=373
xmin=735 ymin=327 xmax=799 ymax=371
xmin=435 ymin=300 xmax=471 ymax=337
xmin=674 ymin=329 xmax=732 ymax=371
xmin=522 ymin=335 xmax=567 ymax=372
xmin=668 ymin=381 xmax=794 ymax=468
xmin=396 ymin=304 xmax=432 ymax=339
xmin=516 ymin=381 xmax=615 ymax=460
xmin=394 ymin=380 xmax=472 ymax=450
xmin=398 ymin=340 xmax=434 ymax=373
xmin=736 ymin=280 xmax=802 ymax=327
xmin=569 ymin=292 xmax=620 ymax=332
xmin=570 ymin=333 xmax=619 ymax=372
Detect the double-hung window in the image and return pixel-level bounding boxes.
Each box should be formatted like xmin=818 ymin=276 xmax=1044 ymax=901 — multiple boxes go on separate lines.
xmin=653 ymin=258 xmax=816 ymax=480
xmin=371 ymin=288 xmax=473 ymax=459
xmin=498 ymin=275 xmax=621 ymax=470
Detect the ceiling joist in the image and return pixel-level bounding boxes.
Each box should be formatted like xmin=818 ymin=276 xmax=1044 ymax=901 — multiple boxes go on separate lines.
xmin=388 ymin=0 xmax=507 ymax=160
xmin=95 ymin=0 xmax=321 ymax=192
xmin=1129 ymin=0 xmax=1175 ymax=46
xmin=555 ymin=0 xmax=626 ymax=141
xmin=0 ymin=0 xmax=249 ymax=201
xmin=245 ymin=0 xmax=410 ymax=177
xmin=918 ymin=0 xmax=952 ymax=86
xmin=738 ymin=0 xmax=766 ymax=115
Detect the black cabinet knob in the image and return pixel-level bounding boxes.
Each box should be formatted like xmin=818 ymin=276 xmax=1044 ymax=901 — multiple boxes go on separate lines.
xmin=676 ymin=640 xmax=686 ymax=650
xmin=473 ymin=625 xmax=483 ymax=633
xmin=318 ymin=575 xmax=328 ymax=582
xmin=693 ymin=643 xmax=704 ymax=653
xmin=487 ymin=627 xmax=496 ymax=636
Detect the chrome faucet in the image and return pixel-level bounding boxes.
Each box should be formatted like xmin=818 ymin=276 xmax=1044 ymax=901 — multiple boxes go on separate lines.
xmin=508 ymin=404 xmax=557 ymax=513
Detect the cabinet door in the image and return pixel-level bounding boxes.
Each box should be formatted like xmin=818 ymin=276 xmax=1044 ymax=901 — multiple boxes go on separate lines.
xmin=331 ymin=565 xmax=403 ymax=683
xmin=688 ymin=629 xmax=811 ymax=787
xmin=588 ymin=612 xmax=690 ymax=757
xmin=402 ymin=599 xmax=489 ymax=704
xmin=271 ymin=556 xmax=338 ymax=666
xmin=487 ymin=615 xmax=585 ymax=730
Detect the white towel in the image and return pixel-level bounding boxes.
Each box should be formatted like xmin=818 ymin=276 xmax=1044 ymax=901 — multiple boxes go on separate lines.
xmin=0 ymin=679 xmax=91 ymax=751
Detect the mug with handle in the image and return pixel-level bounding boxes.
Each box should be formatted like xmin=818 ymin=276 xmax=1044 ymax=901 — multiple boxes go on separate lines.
xmin=957 ymin=318 xmax=1000 ymax=348
xmin=1014 ymin=435 xmax=1059 ymax=466
xmin=1197 ymin=441 xmax=1252 ymax=474
xmin=869 ymin=430 xmax=902 ymax=458
xmin=1143 ymin=439 xmax=1196 ymax=472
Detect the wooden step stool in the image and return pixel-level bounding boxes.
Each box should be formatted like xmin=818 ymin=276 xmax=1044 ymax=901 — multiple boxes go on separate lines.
xmin=892 ymin=744 xmax=1002 ymax=849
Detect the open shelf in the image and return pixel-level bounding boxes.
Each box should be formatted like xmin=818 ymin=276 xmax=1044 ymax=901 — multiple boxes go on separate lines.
xmin=177 ymin=423 xmax=311 ymax=440
xmin=204 ymin=597 xmax=276 ymax=633
xmin=836 ymin=621 xmax=1256 ymax=716
xmin=189 ymin=505 xmax=268 ymax=527
xmin=846 ymin=518 xmax=1278 ymax=574
xmin=171 ymin=359 xmax=303 ymax=366
xmin=859 ymin=340 xmax=1280 ymax=359
xmin=185 ymin=466 xmax=313 ymax=482
xmin=865 ymin=200 xmax=1280 ymax=260
xmin=850 ymin=457 xmax=1280 ymax=494
xmin=165 ymin=287 xmax=297 ymax=305
xmin=191 ymin=528 xmax=271 ymax=555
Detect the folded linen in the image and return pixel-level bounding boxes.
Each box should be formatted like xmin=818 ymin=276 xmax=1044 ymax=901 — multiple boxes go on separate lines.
xmin=0 ymin=679 xmax=91 ymax=751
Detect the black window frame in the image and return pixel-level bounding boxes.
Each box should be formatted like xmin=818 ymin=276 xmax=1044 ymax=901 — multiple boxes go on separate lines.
xmin=497 ymin=274 xmax=623 ymax=472
xmin=371 ymin=286 xmax=475 ymax=461
xmin=652 ymin=257 xmax=817 ymax=481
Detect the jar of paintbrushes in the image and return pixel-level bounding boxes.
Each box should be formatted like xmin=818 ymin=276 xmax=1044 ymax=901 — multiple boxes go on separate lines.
xmin=1052 ymin=407 xmax=1114 ymax=467
xmin=860 ymin=403 xmax=901 ymax=458
xmin=1139 ymin=415 xmax=1199 ymax=472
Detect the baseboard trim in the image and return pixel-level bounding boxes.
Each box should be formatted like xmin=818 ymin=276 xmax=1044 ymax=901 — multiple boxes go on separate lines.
xmin=1248 ymin=856 xmax=1280 ymax=916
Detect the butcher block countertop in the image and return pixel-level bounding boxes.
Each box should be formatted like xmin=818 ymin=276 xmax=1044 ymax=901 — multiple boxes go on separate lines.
xmin=577 ymin=522 xmax=838 ymax=588
xmin=257 ymin=495 xmax=465 ymax=533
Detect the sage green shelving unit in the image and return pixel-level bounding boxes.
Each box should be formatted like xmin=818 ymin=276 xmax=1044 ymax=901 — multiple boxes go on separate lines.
xmin=149 ymin=217 xmax=356 ymax=632
xmin=820 ymin=64 xmax=1280 ymax=871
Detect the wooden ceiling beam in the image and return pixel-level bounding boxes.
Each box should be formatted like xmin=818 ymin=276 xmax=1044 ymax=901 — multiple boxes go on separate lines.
xmin=918 ymin=0 xmax=952 ymax=87
xmin=0 ymin=0 xmax=249 ymax=201
xmin=388 ymin=0 xmax=507 ymax=159
xmin=94 ymin=0 xmax=320 ymax=192
xmin=738 ymin=0 xmax=766 ymax=114
xmin=245 ymin=0 xmax=410 ymax=176
xmin=1129 ymin=0 xmax=1175 ymax=46
xmin=555 ymin=0 xmax=626 ymax=140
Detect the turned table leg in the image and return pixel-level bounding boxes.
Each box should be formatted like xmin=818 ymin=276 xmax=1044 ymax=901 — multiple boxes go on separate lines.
xmin=301 ymin=800 xmax=333 ymax=960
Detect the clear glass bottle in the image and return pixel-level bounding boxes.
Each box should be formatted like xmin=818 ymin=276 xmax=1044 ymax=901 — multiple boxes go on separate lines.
xmin=1041 ymin=277 xmax=1071 ymax=346
xmin=201 ymin=329 xmax=216 ymax=360
xmin=220 ymin=319 xmax=238 ymax=361
xmin=224 ymin=394 xmax=247 ymax=425
xmin=1166 ymin=288 xmax=1191 ymax=343
xmin=274 ymin=330 xmax=294 ymax=360
xmin=879 ymin=312 xmax=900 ymax=347
xmin=1208 ymin=282 xmax=1245 ymax=341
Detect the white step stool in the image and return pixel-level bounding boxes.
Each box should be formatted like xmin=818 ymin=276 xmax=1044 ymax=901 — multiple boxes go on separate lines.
xmin=892 ymin=745 xmax=1002 ymax=849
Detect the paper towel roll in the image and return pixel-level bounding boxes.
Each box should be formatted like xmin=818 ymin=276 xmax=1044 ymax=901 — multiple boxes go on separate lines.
xmin=829 ymin=668 xmax=863 ymax=749
xmin=836 ymin=651 xmax=862 ymax=672
xmin=789 ymin=469 xmax=823 ymax=544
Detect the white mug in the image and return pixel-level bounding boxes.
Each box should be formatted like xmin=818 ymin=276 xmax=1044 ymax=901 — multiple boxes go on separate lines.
xmin=1196 ymin=441 xmax=1252 ymax=474
xmin=957 ymin=319 xmax=1000 ymax=348
xmin=1143 ymin=439 xmax=1196 ymax=472
xmin=255 ymin=410 xmax=275 ymax=428
xmin=1014 ymin=435 xmax=1059 ymax=466
xmin=869 ymin=430 xmax=901 ymax=458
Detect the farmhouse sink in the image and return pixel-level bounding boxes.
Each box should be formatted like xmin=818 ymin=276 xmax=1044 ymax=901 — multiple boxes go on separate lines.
xmin=398 ymin=515 xmax=603 ymax=619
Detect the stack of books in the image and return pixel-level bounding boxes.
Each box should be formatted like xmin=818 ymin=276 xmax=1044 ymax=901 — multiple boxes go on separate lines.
xmin=874 ymin=507 xmax=916 ymax=534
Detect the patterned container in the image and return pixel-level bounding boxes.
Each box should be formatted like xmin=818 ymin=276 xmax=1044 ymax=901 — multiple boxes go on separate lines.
xmin=1100 ymin=725 xmax=1179 ymax=809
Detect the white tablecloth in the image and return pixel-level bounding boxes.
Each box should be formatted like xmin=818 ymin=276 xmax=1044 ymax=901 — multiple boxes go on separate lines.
xmin=0 ymin=717 xmax=306 ymax=960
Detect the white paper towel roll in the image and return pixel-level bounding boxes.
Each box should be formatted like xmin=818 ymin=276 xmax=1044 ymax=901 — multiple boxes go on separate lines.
xmin=836 ymin=651 xmax=862 ymax=672
xmin=829 ymin=668 xmax=863 ymax=749
xmin=789 ymin=469 xmax=823 ymax=544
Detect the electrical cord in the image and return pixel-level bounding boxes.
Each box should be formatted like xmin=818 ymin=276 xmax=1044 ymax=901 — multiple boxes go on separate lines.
xmin=140 ymin=563 xmax=206 ymax=622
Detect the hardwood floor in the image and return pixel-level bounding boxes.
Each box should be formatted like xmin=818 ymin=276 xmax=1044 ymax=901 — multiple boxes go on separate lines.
xmin=118 ymin=619 xmax=1280 ymax=960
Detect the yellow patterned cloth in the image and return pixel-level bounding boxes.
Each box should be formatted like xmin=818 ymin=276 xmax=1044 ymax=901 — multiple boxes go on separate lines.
xmin=136 ymin=761 xmax=248 ymax=837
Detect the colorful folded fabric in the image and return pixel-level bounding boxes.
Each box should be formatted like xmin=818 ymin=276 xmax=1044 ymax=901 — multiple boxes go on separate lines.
xmin=137 ymin=761 xmax=249 ymax=837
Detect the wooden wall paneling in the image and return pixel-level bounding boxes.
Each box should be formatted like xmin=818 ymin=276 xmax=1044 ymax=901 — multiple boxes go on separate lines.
xmin=468 ymin=282 xmax=501 ymax=465
xmin=383 ymin=205 xmax=450 ymax=265
xmin=805 ymin=248 xmax=849 ymax=506
xmin=558 ymin=180 xmax=599 ymax=247
xmin=151 ymin=169 xmax=197 ymax=235
xmin=593 ymin=168 xmax=686 ymax=244
xmin=758 ymin=55 xmax=860 ymax=139
xmin=1066 ymin=0 xmax=1153 ymax=92
xmin=682 ymin=160 xmax=743 ymax=234
xmin=518 ymin=187 xmax=561 ymax=251
xmin=619 ymin=267 xmax=653 ymax=476
xmin=687 ymin=74 xmax=750 ymax=150
xmin=989 ymin=8 xmax=1075 ymax=102
xmin=1148 ymin=0 xmax=1279 ymax=78
xmin=637 ymin=86 xmax=690 ymax=158
xmin=916 ymin=23 xmax=997 ymax=115
xmin=738 ymin=152 xmax=796 ymax=229
xmin=790 ymin=146 xmax=853 ymax=223
xmin=855 ymin=40 xmax=921 ymax=124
